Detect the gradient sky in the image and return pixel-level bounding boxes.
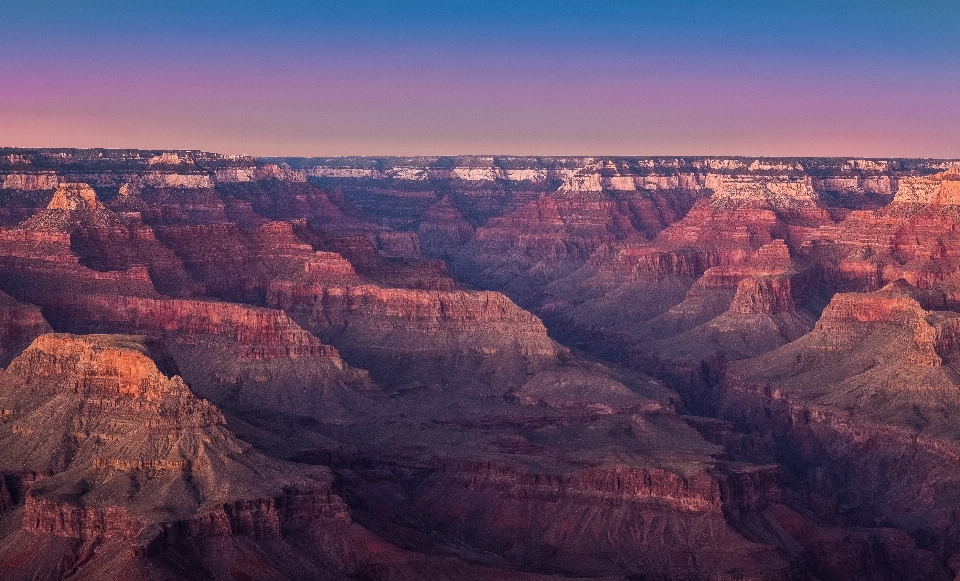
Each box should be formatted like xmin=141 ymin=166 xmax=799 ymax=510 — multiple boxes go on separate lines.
xmin=1 ymin=1 xmax=958 ymax=157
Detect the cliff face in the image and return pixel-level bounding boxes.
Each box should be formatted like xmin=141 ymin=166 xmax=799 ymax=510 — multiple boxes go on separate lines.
xmin=806 ymin=168 xmax=960 ymax=295
xmin=891 ymin=167 xmax=960 ymax=205
xmin=148 ymin=220 xmax=317 ymax=303
xmin=450 ymin=176 xmax=698 ymax=304
xmin=286 ymin=154 xmax=960 ymax=578
xmin=1 ymin=171 xmax=59 ymax=191
xmin=46 ymin=183 xmax=102 ymax=212
xmin=406 ymin=457 xmax=786 ymax=579
xmin=268 ymin=277 xmax=573 ymax=394
xmin=532 ymin=192 xmax=818 ymax=391
xmin=0 ymin=292 xmax=51 ymax=366
xmin=0 ymin=183 xmax=189 ymax=300
xmin=57 ymin=186 xmax=205 ymax=298
xmin=37 ymin=292 xmax=382 ymax=423
xmin=710 ymin=175 xmax=828 ymax=219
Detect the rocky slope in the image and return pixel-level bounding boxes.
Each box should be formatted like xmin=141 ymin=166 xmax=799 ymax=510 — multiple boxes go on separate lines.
xmin=0 ymin=333 xmax=354 ymax=578
xmin=0 ymin=333 xmax=600 ymax=581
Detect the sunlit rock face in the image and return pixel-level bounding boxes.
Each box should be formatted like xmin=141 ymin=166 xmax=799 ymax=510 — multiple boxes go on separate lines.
xmin=1 ymin=148 xmax=960 ymax=580
xmin=46 ymin=183 xmax=102 ymax=211
xmin=892 ymin=167 xmax=960 ymax=205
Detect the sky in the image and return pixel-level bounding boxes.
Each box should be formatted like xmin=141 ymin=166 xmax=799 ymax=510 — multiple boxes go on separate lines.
xmin=0 ymin=1 xmax=958 ymax=157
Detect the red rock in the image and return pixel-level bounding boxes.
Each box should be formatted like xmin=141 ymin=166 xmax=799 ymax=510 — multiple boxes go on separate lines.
xmin=268 ymin=280 xmax=565 ymax=392
xmin=292 ymin=221 xmax=459 ymax=290
xmin=0 ymin=185 xmax=196 ymax=299
xmin=40 ymin=294 xmax=339 ymax=359
xmin=374 ymin=231 xmax=422 ymax=258
xmin=0 ymin=333 xmax=406 ymax=579
xmin=729 ymin=275 xmax=796 ymax=315
xmin=0 ymin=292 xmax=51 ymax=366
xmin=712 ymin=281 xmax=960 ymax=571
xmin=407 ymin=457 xmax=791 ymax=579
xmin=5 ymin=150 xmax=960 ymax=579
xmin=212 ymin=179 xmax=364 ymax=231
xmin=0 ymin=227 xmax=160 ymax=299
xmin=32 ymin=293 xmax=383 ymax=419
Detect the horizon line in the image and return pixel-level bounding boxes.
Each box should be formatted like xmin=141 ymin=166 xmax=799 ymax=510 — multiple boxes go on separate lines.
xmin=3 ymin=146 xmax=960 ymax=162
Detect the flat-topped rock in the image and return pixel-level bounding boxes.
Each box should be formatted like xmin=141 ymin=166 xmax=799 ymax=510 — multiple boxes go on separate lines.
xmin=892 ymin=167 xmax=960 ymax=205
xmin=46 ymin=182 xmax=102 ymax=211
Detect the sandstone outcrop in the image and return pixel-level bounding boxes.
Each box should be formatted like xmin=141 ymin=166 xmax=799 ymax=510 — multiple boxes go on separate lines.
xmin=45 ymin=183 xmax=102 ymax=212
xmin=0 ymin=187 xmax=192 ymax=299
xmin=1 ymin=171 xmax=59 ymax=191
xmin=891 ymin=167 xmax=960 ymax=205
xmin=710 ymin=176 xmax=827 ymax=220
xmin=291 ymin=223 xmax=459 ymax=290
xmin=35 ymin=293 xmax=380 ymax=422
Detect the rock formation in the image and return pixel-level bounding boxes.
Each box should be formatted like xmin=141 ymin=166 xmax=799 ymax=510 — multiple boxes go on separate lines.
xmin=0 ymin=333 xmax=594 ymax=580
xmin=2 ymin=148 xmax=960 ymax=579
xmin=0 ymin=333 xmax=348 ymax=577
xmin=45 ymin=183 xmax=102 ymax=212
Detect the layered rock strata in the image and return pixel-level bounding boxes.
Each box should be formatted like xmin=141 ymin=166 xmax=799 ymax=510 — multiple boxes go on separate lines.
xmin=2 ymin=149 xmax=960 ymax=579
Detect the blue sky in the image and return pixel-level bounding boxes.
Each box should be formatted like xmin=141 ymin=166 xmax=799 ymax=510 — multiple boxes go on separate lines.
xmin=1 ymin=1 xmax=958 ymax=156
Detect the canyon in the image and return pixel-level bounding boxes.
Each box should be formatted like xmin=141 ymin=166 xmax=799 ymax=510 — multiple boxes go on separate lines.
xmin=1 ymin=149 xmax=960 ymax=579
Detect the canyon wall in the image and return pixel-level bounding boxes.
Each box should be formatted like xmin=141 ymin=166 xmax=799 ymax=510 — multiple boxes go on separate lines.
xmin=1 ymin=148 xmax=959 ymax=580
